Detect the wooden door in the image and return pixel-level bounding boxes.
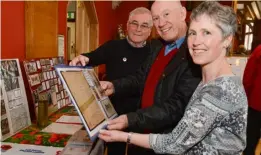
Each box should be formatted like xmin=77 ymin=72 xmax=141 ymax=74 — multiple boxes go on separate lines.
xmin=75 ymin=1 xmax=98 ymax=56
xmin=25 ymin=1 xmax=58 ymax=59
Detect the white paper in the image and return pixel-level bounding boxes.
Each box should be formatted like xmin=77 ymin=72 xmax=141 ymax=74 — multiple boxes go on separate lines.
xmin=50 ymin=71 xmax=54 ymax=79
xmin=7 ymin=98 xmax=23 ymax=109
xmin=43 ymin=72 xmax=47 ymax=81
xmin=55 ymin=85 xmax=59 ymax=93
xmin=58 ymin=78 xmax=61 ymax=85
xmin=56 ymin=115 xmax=82 ymax=124
xmin=57 ymin=100 xmax=61 ymax=109
xmin=45 ymin=81 xmax=50 ymax=89
xmin=41 ymin=122 xmax=82 ymax=135
xmin=6 ymin=89 xmax=22 ymax=102
xmin=61 ymin=91 xmax=64 ymax=99
xmin=0 ymin=142 xmax=62 ymax=155
xmin=58 ymin=35 xmax=65 ymax=57
xmin=9 ymin=106 xmax=31 ymax=133
xmin=46 ymin=72 xmax=50 ymax=80
xmin=50 ymin=60 xmax=53 ymax=66
xmin=42 ymin=82 xmax=46 ymax=91
xmin=36 ymin=61 xmax=41 ymax=69
xmin=53 ymin=71 xmax=57 ymax=78
xmin=62 ymin=99 xmax=66 ymax=106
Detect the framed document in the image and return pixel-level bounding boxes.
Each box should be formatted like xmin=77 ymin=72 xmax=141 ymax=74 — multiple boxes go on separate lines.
xmin=55 ymin=65 xmax=117 ymax=141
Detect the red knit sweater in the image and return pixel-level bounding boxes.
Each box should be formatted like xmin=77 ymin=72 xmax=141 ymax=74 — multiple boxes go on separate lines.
xmin=243 ymin=44 xmax=261 ymax=111
xmin=141 ymin=47 xmax=178 ymax=109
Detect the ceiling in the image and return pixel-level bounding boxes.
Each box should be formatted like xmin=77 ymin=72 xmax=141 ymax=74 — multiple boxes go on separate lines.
xmin=237 ymin=1 xmax=261 ymax=24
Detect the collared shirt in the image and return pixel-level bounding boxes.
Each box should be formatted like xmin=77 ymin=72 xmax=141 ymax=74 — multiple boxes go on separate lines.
xmin=164 ymin=37 xmax=185 ymax=56
xmin=126 ymin=36 xmax=146 ymax=48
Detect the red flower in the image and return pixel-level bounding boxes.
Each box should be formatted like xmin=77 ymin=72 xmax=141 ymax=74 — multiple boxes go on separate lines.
xmin=51 ymin=133 xmax=58 ymax=139
xmin=13 ymin=133 xmax=23 ymax=139
xmin=48 ymin=138 xmax=55 ymax=143
xmin=20 ymin=140 xmax=29 ymax=144
xmin=56 ymin=150 xmax=62 ymax=155
xmin=30 ymin=131 xmax=38 ymax=135
xmin=59 ymin=134 xmax=67 ymax=139
xmin=35 ymin=135 xmax=43 ymax=140
xmin=1 ymin=145 xmax=12 ymax=151
xmin=35 ymin=140 xmax=42 ymax=145
xmin=49 ymin=137 xmax=58 ymax=143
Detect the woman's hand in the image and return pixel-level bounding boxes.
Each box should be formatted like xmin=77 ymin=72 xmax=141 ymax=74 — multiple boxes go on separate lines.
xmin=99 ymin=129 xmax=128 ymax=142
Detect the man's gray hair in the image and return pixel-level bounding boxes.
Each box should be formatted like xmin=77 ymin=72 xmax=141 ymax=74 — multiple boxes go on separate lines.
xmin=128 ymin=7 xmax=153 ymax=27
xmin=190 ymin=1 xmax=237 ymax=39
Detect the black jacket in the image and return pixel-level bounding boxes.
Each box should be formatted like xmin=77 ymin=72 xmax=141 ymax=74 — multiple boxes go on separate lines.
xmin=113 ymin=39 xmax=202 ymax=134
xmin=82 ymin=39 xmax=151 ymax=115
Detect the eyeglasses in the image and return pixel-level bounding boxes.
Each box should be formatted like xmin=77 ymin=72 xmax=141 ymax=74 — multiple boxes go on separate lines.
xmin=128 ymin=21 xmax=151 ymax=31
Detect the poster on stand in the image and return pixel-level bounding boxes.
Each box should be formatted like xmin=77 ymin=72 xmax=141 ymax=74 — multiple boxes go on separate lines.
xmin=0 ymin=59 xmax=31 ymax=141
xmin=23 ymin=57 xmax=71 ymax=119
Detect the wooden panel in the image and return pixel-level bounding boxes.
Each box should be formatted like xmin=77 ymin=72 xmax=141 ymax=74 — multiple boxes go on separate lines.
xmin=75 ymin=1 xmax=98 ymax=55
xmin=89 ymin=24 xmax=98 ymax=51
xmin=84 ymin=1 xmax=98 ymax=24
xmin=85 ymin=1 xmax=99 ymax=52
xmin=25 ymin=1 xmax=58 ymax=59
xmin=76 ymin=1 xmax=90 ymax=56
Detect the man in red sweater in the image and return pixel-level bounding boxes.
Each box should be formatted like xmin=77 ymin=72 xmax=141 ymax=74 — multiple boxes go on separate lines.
xmin=100 ymin=1 xmax=201 ymax=154
xmin=243 ymin=44 xmax=261 ymax=155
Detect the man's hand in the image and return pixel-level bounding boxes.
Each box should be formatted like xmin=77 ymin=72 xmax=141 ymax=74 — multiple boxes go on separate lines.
xmin=100 ymin=81 xmax=115 ymax=96
xmin=107 ymin=115 xmax=128 ymax=130
xmin=99 ymin=129 xmax=127 ymax=143
xmin=69 ymin=55 xmax=89 ymax=66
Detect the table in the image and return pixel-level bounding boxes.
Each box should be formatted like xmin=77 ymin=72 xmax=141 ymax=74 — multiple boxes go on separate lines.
xmin=3 ymin=106 xmax=76 ymax=147
xmin=1 ymin=106 xmax=105 ymax=155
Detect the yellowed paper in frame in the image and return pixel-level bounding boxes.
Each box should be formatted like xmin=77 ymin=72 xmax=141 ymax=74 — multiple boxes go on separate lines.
xmin=61 ymin=71 xmax=105 ymax=130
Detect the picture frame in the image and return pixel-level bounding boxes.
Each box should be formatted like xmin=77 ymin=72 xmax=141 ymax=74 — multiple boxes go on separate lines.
xmin=55 ymin=65 xmax=117 ymax=141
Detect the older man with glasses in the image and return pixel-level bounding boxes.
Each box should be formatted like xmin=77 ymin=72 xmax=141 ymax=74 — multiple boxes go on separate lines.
xmin=70 ymin=7 xmax=155 ymax=155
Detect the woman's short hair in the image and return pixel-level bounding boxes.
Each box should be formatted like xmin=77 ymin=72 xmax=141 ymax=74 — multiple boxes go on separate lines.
xmin=190 ymin=1 xmax=237 ymax=39
xmin=128 ymin=7 xmax=153 ymax=27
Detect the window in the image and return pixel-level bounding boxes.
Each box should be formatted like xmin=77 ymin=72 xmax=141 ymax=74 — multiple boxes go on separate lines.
xmin=244 ymin=22 xmax=254 ymax=51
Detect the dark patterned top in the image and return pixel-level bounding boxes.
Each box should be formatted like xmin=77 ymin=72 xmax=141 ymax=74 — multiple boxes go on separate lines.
xmin=149 ymin=76 xmax=248 ymax=155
